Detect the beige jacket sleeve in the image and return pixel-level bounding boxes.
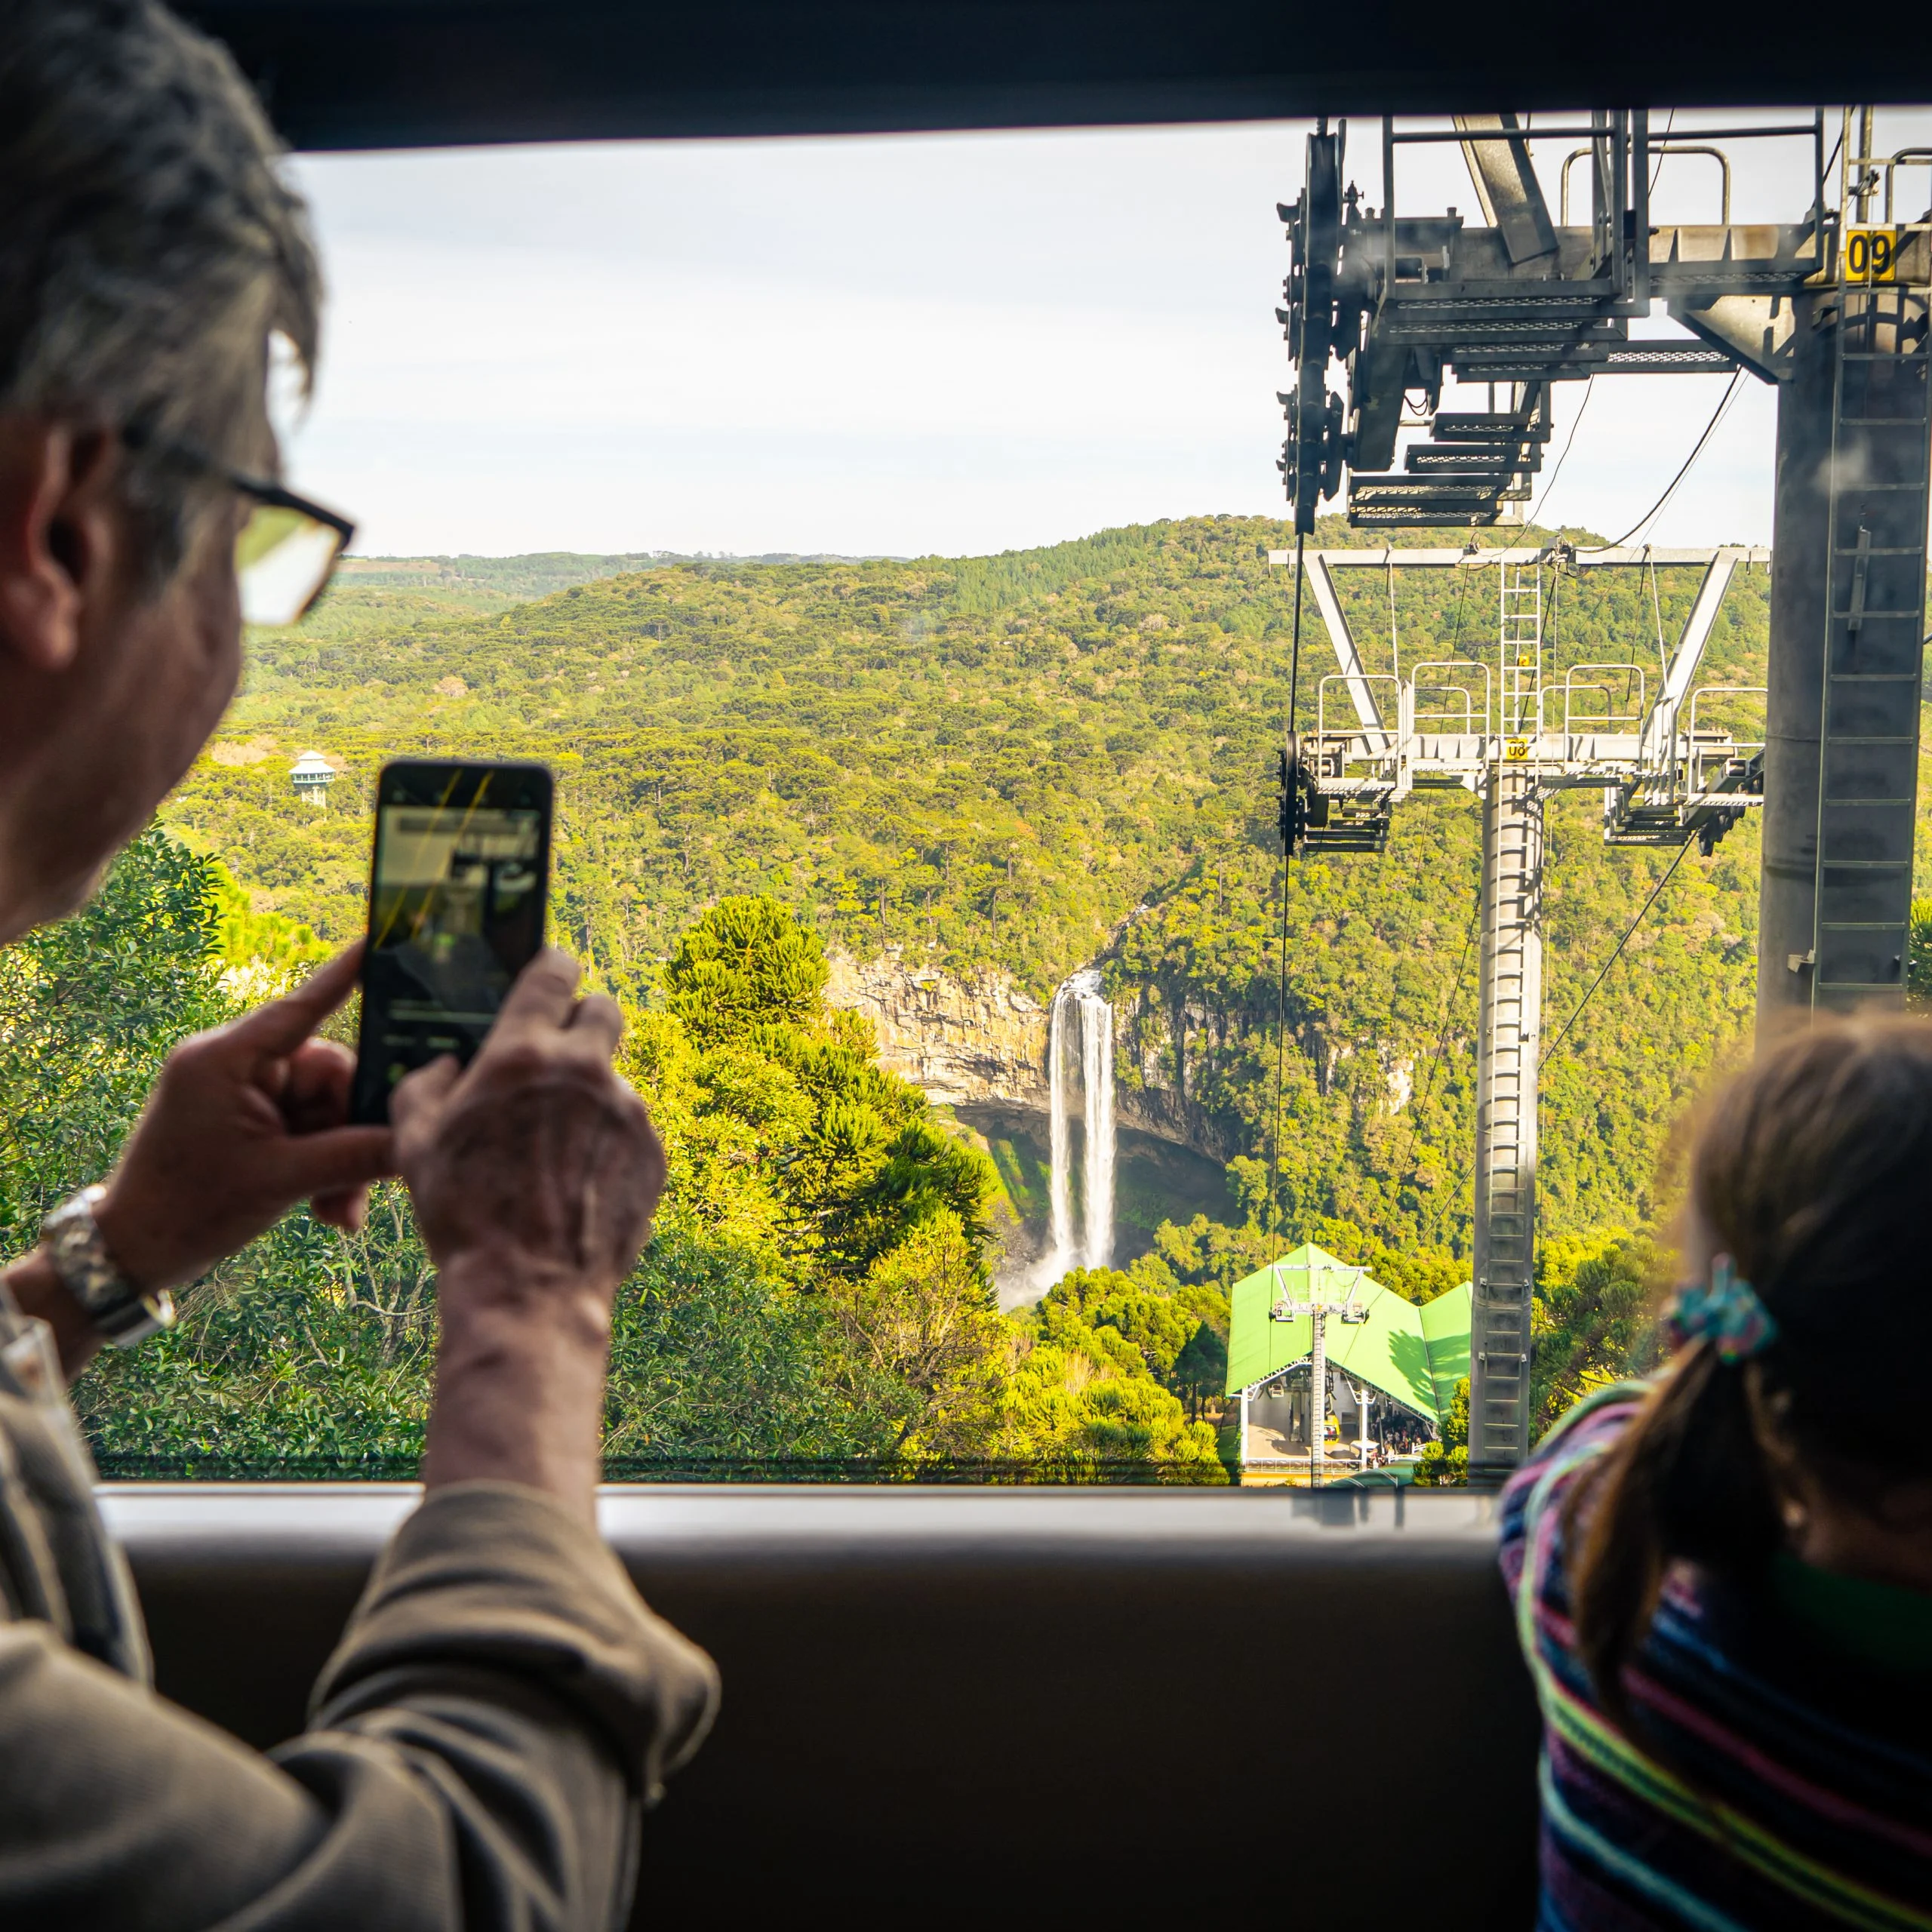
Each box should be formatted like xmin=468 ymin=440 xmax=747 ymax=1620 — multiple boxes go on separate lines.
xmin=0 ymin=1481 xmax=720 ymax=1932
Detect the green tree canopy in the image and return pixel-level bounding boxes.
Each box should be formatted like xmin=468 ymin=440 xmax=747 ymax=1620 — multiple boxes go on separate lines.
xmin=666 ymin=894 xmax=831 ymax=1043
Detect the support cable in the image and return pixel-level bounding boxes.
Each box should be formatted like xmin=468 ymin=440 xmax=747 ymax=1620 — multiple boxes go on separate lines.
xmin=1269 ymin=530 xmax=1308 ymax=1241
xmin=1613 ymin=372 xmax=1744 ymax=546
xmin=1645 ymin=549 xmax=1669 ymax=690
xmin=1270 ymin=863 xmax=1291 ymax=1244
xmin=1431 ymin=835 xmax=1697 ymax=1232
xmin=1540 ymin=836 xmax=1696 ymax=1069
xmin=1648 ymin=109 xmax=1677 ymax=192
xmin=1386 ymin=548 xmax=1400 ymax=681
xmin=1528 ymin=377 xmax=1593 ymax=531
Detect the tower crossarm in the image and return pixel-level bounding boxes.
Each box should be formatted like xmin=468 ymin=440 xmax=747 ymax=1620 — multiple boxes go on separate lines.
xmin=1303 ymin=551 xmax=1393 ymax=747
xmin=1275 ymin=545 xmax=1768 ymax=851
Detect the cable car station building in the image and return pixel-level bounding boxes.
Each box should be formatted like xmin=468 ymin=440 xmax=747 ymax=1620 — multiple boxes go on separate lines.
xmin=1226 ymin=1244 xmax=1472 ymax=1484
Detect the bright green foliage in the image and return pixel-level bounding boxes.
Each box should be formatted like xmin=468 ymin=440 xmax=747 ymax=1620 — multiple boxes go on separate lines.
xmin=0 ymin=828 xmax=229 ymax=1242
xmin=998 ymin=1257 xmax=1229 ymax=1481
xmin=626 ymin=902 xmax=996 ymax=1284
xmin=601 ymin=1220 xmax=892 ymax=1475
xmin=1150 ymin=1212 xmax=1273 ymax=1292
xmin=666 ymin=893 xmax=830 ymax=1041
xmin=827 ymin=1210 xmax=1008 ymax=1459
xmin=1414 ymin=1377 xmax=1470 ymax=1485
xmin=205 ymin=860 xmax=330 ymax=987
xmin=1041 ymin=1257 xmax=1229 ymax=1382
xmin=1532 ymin=1229 xmax=1666 ymax=1436
xmin=1001 ymin=1296 xmax=1227 ymax=1484
xmin=79 ymin=1185 xmax=438 ymax=1474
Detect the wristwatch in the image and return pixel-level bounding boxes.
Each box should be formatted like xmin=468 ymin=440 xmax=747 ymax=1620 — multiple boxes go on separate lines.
xmin=39 ymin=1186 xmax=175 ymax=1347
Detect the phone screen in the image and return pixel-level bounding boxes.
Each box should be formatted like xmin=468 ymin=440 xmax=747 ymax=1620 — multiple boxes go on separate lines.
xmin=350 ymin=761 xmax=552 ymax=1123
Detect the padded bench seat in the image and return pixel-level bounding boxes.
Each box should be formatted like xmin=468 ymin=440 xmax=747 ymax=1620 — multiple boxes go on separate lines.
xmin=103 ymin=1483 xmax=1540 ymax=1925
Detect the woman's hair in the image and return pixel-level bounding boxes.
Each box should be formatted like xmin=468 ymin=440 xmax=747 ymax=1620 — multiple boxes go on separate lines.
xmin=0 ymin=0 xmax=320 ymax=582
xmin=1566 ymin=1014 xmax=1932 ymax=1727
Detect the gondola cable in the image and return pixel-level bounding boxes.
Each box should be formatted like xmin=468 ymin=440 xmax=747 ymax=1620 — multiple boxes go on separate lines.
xmin=1269 ymin=529 xmax=1309 ymax=1240
xmin=1613 ymin=371 xmax=1744 ymax=548
xmin=1540 ymin=835 xmax=1697 ymax=1071
xmin=1430 ymin=835 xmax=1696 ymax=1225
xmin=1527 ymin=377 xmax=1593 ymax=531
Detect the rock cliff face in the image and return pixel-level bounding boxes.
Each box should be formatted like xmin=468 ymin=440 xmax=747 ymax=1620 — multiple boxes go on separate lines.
xmin=1115 ymin=991 xmax=1245 ymax=1163
xmin=823 ymin=949 xmax=1237 ymax=1165
xmin=823 ymin=949 xmax=1050 ymax=1108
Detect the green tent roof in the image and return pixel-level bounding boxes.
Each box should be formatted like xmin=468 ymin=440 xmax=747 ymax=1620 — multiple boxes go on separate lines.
xmin=1223 ymin=1244 xmax=1472 ymax=1428
xmin=1418 ymin=1281 xmax=1472 ymax=1419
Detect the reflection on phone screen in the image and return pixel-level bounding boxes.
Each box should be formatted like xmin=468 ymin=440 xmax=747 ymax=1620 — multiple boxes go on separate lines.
xmin=367 ymin=787 xmax=545 ymax=1092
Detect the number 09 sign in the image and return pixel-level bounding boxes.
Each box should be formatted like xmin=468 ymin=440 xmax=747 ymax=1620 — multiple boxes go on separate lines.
xmin=1844 ymin=227 xmax=1900 ymax=284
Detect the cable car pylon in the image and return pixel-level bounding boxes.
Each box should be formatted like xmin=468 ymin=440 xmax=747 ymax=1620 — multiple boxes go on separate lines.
xmin=1270 ymin=542 xmax=1767 ymax=1476
xmin=1272 ymin=106 xmax=1931 ymax=1477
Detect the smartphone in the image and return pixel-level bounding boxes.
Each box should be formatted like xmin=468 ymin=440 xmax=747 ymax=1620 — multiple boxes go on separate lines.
xmin=349 ymin=759 xmax=553 ymax=1124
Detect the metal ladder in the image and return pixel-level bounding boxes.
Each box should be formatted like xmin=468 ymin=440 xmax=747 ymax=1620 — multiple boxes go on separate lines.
xmin=1810 ymin=242 xmax=1932 ymax=1008
xmin=1498 ymin=561 xmax=1543 ymax=734
xmin=1469 ymin=763 xmax=1543 ymax=1478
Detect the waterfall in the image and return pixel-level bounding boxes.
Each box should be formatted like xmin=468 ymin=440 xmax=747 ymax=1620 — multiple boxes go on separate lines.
xmin=1044 ymin=995 xmax=1076 ymax=1283
xmin=1029 ymin=967 xmax=1115 ymax=1294
xmin=1079 ymin=983 xmax=1114 ymax=1269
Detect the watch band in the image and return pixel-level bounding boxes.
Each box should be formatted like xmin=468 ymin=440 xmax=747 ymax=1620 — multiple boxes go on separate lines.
xmin=39 ymin=1186 xmax=175 ymax=1348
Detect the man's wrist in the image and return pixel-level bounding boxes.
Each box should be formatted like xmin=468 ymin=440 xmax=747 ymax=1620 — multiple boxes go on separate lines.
xmin=422 ymin=1247 xmax=615 ymax=1521
xmin=2 ymin=1247 xmax=105 ymax=1380
xmin=432 ymin=1247 xmax=617 ymax=1343
xmin=89 ymin=1182 xmax=177 ymax=1297
xmin=40 ymin=1186 xmax=176 ymax=1347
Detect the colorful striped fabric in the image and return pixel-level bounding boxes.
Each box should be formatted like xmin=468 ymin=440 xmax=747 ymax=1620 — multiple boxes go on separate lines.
xmin=1500 ymin=1383 xmax=1932 ymax=1930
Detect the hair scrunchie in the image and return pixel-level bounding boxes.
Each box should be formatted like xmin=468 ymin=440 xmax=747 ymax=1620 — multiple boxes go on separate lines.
xmin=1666 ymin=1253 xmax=1778 ymax=1362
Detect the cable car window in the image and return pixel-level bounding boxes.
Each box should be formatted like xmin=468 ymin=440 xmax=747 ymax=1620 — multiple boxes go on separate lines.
xmin=16 ymin=107 xmax=1929 ymax=1485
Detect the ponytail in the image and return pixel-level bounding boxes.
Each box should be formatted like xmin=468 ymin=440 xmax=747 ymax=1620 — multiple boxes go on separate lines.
xmin=1564 ymin=1344 xmax=1782 ymax=1731
xmin=1563 ymin=1014 xmax=1932 ymax=1730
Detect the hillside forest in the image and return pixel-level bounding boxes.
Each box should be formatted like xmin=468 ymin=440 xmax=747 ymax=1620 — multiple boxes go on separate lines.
xmin=6 ymin=512 xmax=1925 ymax=1478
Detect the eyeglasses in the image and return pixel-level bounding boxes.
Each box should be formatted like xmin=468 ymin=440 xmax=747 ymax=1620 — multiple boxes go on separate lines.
xmin=121 ymin=423 xmax=357 ymax=627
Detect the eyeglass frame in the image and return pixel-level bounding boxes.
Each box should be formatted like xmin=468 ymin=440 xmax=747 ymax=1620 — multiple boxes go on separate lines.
xmin=119 ymin=421 xmax=357 ymax=620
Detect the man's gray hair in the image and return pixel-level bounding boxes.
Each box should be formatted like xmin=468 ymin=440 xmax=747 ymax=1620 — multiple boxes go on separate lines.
xmin=0 ymin=0 xmax=321 ymax=577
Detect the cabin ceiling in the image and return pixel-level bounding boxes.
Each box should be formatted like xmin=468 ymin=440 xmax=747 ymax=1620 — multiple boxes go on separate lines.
xmin=176 ymin=1 xmax=1932 ymax=152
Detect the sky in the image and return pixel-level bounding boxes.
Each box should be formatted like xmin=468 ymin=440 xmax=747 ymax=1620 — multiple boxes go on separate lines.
xmin=281 ymin=109 xmax=1932 ymax=561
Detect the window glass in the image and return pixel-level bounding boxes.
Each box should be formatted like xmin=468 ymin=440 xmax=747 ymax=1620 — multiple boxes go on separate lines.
xmin=11 ymin=110 xmax=1929 ymax=1484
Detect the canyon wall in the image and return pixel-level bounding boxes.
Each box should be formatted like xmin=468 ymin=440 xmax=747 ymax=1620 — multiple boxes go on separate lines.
xmin=823 ymin=949 xmax=1050 ymax=1107
xmin=824 ymin=949 xmax=1237 ymax=1164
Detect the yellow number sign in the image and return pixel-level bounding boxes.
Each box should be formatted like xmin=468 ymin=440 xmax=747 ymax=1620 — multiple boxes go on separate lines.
xmin=1504 ymin=736 xmax=1531 ymax=761
xmin=1844 ymin=226 xmax=1899 ymax=285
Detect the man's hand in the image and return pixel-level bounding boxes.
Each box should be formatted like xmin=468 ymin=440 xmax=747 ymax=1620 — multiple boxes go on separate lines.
xmin=392 ymin=947 xmax=663 ymax=1285
xmin=93 ymin=945 xmax=395 ymax=1294
xmin=395 ymin=949 xmax=666 ymax=1518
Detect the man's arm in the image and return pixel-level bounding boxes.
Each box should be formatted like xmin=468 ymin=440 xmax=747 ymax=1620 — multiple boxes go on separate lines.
xmin=0 ymin=1484 xmax=717 ymax=1932
xmin=394 ymin=947 xmax=664 ymax=1522
xmin=0 ymin=946 xmax=718 ymax=1929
